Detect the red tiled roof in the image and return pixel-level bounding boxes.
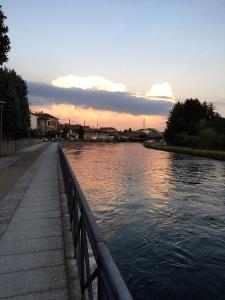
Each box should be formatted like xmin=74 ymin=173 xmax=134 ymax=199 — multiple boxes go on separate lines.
xmin=34 ymin=113 xmax=59 ymax=120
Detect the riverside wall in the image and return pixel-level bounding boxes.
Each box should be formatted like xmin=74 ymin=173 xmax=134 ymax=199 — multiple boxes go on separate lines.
xmin=1 ymin=138 xmax=42 ymax=156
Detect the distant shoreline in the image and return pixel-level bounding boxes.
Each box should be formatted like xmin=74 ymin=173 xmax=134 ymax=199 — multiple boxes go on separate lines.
xmin=144 ymin=142 xmax=225 ymax=161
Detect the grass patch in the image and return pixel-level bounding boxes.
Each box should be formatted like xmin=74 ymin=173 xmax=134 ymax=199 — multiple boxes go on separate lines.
xmin=144 ymin=142 xmax=225 ymax=161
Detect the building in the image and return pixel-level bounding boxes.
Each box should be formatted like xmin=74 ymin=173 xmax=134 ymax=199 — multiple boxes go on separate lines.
xmin=83 ymin=127 xmax=118 ymax=141
xmin=138 ymin=128 xmax=163 ymax=140
xmin=83 ymin=128 xmax=100 ymax=141
xmin=33 ymin=112 xmax=59 ymax=135
xmin=30 ymin=113 xmax=38 ymax=130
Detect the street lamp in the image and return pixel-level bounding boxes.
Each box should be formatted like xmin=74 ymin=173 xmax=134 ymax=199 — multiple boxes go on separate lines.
xmin=0 ymin=100 xmax=6 ymax=157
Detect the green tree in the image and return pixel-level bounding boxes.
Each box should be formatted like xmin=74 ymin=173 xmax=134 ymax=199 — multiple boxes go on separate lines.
xmin=46 ymin=129 xmax=58 ymax=139
xmin=0 ymin=6 xmax=10 ymax=66
xmin=63 ymin=124 xmax=69 ymax=137
xmin=0 ymin=68 xmax=21 ymax=133
xmin=164 ymin=98 xmax=225 ymax=150
xmin=14 ymin=71 xmax=30 ymax=130
xmin=0 ymin=68 xmax=30 ymax=136
xmin=0 ymin=7 xmax=31 ymax=139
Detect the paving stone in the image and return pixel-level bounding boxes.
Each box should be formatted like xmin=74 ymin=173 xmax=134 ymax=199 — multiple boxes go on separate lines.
xmin=2 ymin=225 xmax=62 ymax=241
xmin=4 ymin=288 xmax=69 ymax=300
xmin=7 ymin=217 xmax=62 ymax=231
xmin=12 ymin=211 xmax=61 ymax=221
xmin=21 ymin=196 xmax=59 ymax=202
xmin=27 ymin=184 xmax=58 ymax=190
xmin=16 ymin=204 xmax=60 ymax=212
xmin=16 ymin=207 xmax=60 ymax=214
xmin=0 ymin=249 xmax=64 ymax=274
xmin=19 ymin=201 xmax=59 ymax=209
xmin=0 ymin=236 xmax=63 ymax=256
xmin=0 ymin=265 xmax=67 ymax=298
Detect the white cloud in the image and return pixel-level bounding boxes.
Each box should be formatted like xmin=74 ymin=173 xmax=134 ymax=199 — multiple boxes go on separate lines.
xmin=145 ymin=82 xmax=175 ymax=102
xmin=52 ymin=75 xmax=127 ymax=92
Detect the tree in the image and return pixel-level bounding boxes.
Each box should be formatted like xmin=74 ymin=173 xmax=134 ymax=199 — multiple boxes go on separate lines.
xmin=0 ymin=7 xmax=31 ymax=139
xmin=46 ymin=129 xmax=58 ymax=139
xmin=0 ymin=6 xmax=10 ymax=66
xmin=0 ymin=68 xmax=21 ymax=133
xmin=0 ymin=68 xmax=30 ymax=136
xmin=14 ymin=71 xmax=30 ymax=130
xmin=164 ymin=98 xmax=225 ymax=150
xmin=63 ymin=124 xmax=69 ymax=137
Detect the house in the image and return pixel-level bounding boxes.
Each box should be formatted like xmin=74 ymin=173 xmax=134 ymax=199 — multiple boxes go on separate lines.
xmin=30 ymin=112 xmax=38 ymax=130
xmin=120 ymin=130 xmax=141 ymax=141
xmin=83 ymin=128 xmax=100 ymax=141
xmin=83 ymin=127 xmax=119 ymax=141
xmin=34 ymin=112 xmax=59 ymax=135
xmin=100 ymin=127 xmax=117 ymax=133
xmin=138 ymin=128 xmax=163 ymax=140
xmin=68 ymin=124 xmax=83 ymax=140
xmin=57 ymin=123 xmax=84 ymax=139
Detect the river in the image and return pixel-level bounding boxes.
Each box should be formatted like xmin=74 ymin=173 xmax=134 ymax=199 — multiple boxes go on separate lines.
xmin=64 ymin=142 xmax=225 ymax=300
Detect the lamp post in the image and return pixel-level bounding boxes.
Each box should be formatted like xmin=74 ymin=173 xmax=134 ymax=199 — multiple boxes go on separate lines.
xmin=0 ymin=101 xmax=6 ymax=157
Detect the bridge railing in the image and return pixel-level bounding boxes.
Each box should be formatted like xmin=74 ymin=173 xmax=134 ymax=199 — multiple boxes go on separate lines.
xmin=58 ymin=145 xmax=133 ymax=300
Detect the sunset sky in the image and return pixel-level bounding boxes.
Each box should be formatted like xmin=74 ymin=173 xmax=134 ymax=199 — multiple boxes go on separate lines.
xmin=2 ymin=0 xmax=225 ymax=130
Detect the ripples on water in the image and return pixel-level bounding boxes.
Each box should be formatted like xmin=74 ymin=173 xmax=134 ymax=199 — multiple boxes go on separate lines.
xmin=64 ymin=143 xmax=225 ymax=300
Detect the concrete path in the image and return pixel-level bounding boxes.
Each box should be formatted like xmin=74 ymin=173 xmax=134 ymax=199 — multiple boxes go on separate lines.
xmin=0 ymin=143 xmax=79 ymax=299
xmin=0 ymin=142 xmax=47 ymax=171
xmin=0 ymin=142 xmax=50 ymax=202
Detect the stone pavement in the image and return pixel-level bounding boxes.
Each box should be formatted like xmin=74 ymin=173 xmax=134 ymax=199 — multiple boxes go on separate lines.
xmin=0 ymin=142 xmax=49 ymax=202
xmin=0 ymin=143 xmax=80 ymax=299
xmin=0 ymin=143 xmax=46 ymax=171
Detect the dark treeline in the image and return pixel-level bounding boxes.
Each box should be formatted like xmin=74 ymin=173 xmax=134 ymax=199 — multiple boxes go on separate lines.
xmin=164 ymin=98 xmax=225 ymax=150
xmin=0 ymin=6 xmax=30 ymax=139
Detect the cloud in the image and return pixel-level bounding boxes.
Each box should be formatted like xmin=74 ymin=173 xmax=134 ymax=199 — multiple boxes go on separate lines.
xmin=145 ymin=82 xmax=175 ymax=102
xmin=52 ymin=75 xmax=127 ymax=92
xmin=28 ymin=82 xmax=173 ymax=116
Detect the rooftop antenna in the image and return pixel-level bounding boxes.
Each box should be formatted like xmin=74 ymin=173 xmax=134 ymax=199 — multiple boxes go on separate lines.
xmin=84 ymin=120 xmax=85 ymax=126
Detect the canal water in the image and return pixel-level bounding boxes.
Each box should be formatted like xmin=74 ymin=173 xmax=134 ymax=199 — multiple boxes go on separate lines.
xmin=64 ymin=143 xmax=225 ymax=300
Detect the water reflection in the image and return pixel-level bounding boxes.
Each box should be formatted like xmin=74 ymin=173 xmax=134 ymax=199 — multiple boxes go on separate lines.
xmin=143 ymin=150 xmax=174 ymax=201
xmin=64 ymin=143 xmax=225 ymax=300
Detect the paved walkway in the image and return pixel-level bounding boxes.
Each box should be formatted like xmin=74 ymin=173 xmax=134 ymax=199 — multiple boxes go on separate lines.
xmin=0 ymin=142 xmax=50 ymax=202
xmin=0 ymin=143 xmax=80 ymax=299
xmin=0 ymin=143 xmax=47 ymax=170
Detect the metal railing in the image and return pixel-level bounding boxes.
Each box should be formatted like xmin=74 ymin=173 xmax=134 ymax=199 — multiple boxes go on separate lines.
xmin=59 ymin=145 xmax=133 ymax=300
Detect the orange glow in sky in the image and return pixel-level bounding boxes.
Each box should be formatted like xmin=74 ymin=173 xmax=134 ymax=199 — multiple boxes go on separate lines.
xmin=31 ymin=103 xmax=167 ymax=131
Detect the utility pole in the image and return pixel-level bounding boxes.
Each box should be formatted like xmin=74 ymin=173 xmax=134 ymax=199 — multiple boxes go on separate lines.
xmin=69 ymin=118 xmax=70 ymax=138
xmin=143 ymin=117 xmax=145 ymax=130
xmin=0 ymin=101 xmax=6 ymax=157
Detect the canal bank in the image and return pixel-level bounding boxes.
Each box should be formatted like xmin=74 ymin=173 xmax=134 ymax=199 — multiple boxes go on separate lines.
xmin=144 ymin=141 xmax=225 ymax=161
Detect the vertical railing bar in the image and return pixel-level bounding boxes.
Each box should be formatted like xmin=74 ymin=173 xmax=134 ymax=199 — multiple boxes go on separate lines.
xmin=83 ymin=228 xmax=94 ymax=300
xmin=80 ymin=222 xmax=86 ymax=299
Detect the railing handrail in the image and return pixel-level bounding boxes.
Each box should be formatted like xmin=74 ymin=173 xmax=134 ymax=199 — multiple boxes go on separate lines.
xmin=58 ymin=145 xmax=133 ymax=300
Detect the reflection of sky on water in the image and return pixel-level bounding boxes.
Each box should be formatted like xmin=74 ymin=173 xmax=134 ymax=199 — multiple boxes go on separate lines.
xmin=64 ymin=143 xmax=225 ymax=300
